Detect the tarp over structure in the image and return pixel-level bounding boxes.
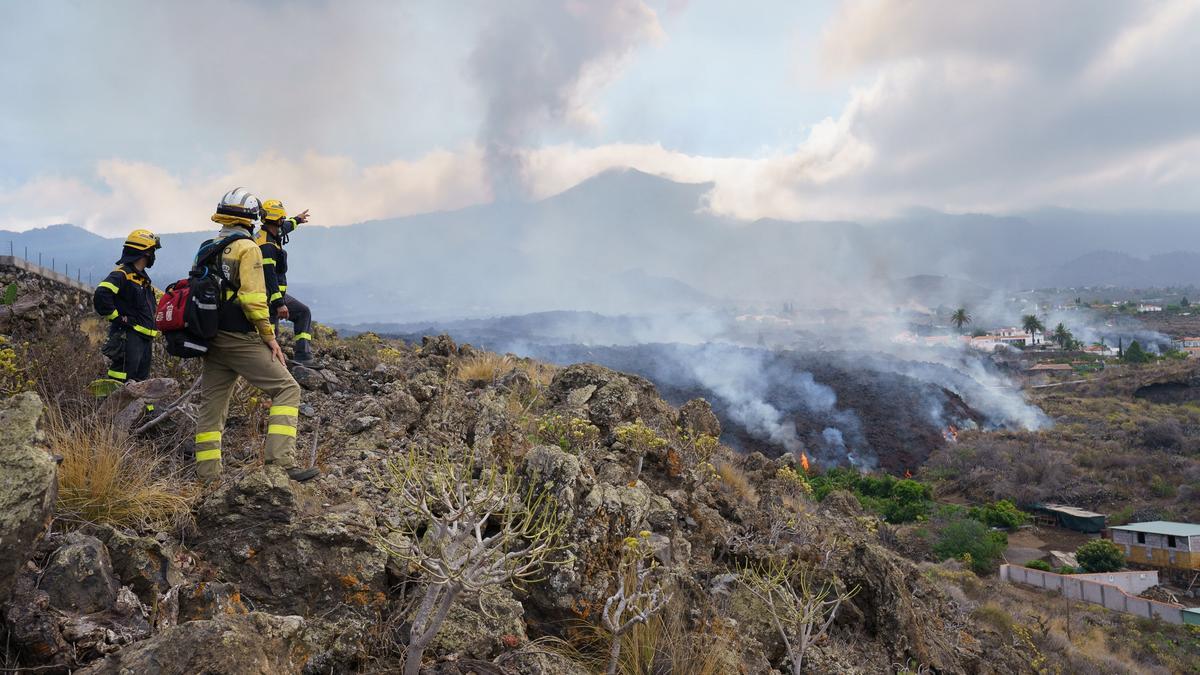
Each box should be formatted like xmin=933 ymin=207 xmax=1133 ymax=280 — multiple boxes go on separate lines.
xmin=1031 ymin=503 xmax=1107 ymax=533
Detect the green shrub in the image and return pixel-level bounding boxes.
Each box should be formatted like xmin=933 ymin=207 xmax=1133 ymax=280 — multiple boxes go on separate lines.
xmin=809 ymin=469 xmax=932 ymax=523
xmin=1076 ymin=539 xmax=1124 ymax=573
xmin=933 ymin=518 xmax=1008 ymax=574
xmin=969 ymin=499 xmax=1029 ymax=529
xmin=1056 ymin=565 xmax=1077 ymax=575
xmin=1025 ymin=560 xmax=1051 ymax=571
xmin=1109 ymin=505 xmax=1136 ymax=525
xmin=1124 ymin=341 xmax=1153 ymax=364
xmin=882 ymin=499 xmax=930 ymax=524
xmin=1150 ymin=475 xmax=1176 ymax=498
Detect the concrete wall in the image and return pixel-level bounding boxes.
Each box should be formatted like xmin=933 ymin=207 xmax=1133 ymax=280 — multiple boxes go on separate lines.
xmin=1001 ymin=565 xmax=1183 ymax=625
xmin=1073 ymin=570 xmax=1159 ymax=594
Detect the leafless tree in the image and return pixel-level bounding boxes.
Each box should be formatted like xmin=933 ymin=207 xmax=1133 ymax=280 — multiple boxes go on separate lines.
xmin=739 ymin=558 xmax=858 ymax=675
xmin=600 ymin=532 xmax=671 ymax=675
xmin=379 ymin=447 xmax=570 ymax=675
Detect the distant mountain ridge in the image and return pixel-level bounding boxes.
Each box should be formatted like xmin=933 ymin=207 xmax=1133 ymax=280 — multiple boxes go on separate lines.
xmin=3 ymin=169 xmax=1199 ymax=321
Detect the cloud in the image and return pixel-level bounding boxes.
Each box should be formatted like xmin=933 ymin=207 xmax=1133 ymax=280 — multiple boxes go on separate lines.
xmin=0 ymin=1 xmax=476 ymax=176
xmin=4 ymin=0 xmax=1200 ymax=233
xmin=522 ymin=0 xmax=1200 ymax=219
xmin=0 ymin=149 xmax=490 ymax=235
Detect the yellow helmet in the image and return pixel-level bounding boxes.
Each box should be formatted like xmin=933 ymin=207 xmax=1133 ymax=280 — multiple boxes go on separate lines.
xmin=123 ymin=229 xmax=161 ymax=251
xmin=261 ymin=199 xmax=287 ymax=222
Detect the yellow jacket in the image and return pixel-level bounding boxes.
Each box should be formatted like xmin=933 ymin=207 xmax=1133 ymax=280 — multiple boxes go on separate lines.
xmin=215 ymin=225 xmax=275 ymax=340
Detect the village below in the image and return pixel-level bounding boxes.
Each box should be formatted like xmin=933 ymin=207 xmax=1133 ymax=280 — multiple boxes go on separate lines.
xmin=1 ymin=250 xmax=1199 ymax=674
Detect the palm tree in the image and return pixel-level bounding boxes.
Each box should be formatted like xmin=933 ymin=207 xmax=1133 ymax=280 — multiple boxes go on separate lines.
xmin=1021 ymin=314 xmax=1045 ymax=347
xmin=950 ymin=308 xmax=972 ymax=334
xmin=1052 ymin=322 xmax=1073 ymax=349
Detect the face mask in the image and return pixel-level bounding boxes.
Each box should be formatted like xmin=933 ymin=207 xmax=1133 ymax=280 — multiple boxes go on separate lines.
xmin=144 ymin=252 xmax=156 ymax=268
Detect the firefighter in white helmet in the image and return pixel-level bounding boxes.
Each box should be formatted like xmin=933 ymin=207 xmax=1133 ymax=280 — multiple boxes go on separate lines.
xmin=192 ymin=187 xmax=317 ymax=483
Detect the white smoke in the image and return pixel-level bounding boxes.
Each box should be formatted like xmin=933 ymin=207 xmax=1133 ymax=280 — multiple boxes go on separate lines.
xmin=468 ymin=0 xmax=662 ymax=198
xmin=686 ymin=344 xmax=802 ymax=453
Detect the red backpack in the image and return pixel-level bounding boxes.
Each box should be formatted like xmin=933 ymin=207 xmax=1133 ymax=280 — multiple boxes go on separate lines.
xmin=155 ymin=280 xmax=191 ymax=332
xmin=155 ymin=232 xmax=249 ymax=358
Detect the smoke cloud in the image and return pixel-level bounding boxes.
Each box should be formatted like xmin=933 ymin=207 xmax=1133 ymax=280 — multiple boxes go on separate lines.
xmin=468 ymin=0 xmax=662 ymax=198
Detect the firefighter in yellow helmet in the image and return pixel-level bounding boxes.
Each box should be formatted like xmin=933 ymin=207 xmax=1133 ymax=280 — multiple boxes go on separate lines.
xmin=93 ymin=229 xmax=161 ymax=384
xmin=192 ymin=188 xmax=317 ymax=483
xmin=256 ymin=199 xmax=314 ymax=362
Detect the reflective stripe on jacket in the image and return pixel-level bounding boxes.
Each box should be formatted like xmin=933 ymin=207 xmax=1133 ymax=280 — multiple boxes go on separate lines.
xmin=93 ymin=263 xmax=158 ymax=337
xmin=215 ymin=226 xmax=275 ymax=340
xmin=254 ymin=217 xmax=297 ymax=307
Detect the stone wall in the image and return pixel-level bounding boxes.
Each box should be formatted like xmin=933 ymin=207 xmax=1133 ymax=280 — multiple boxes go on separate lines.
xmin=0 ymin=257 xmax=91 ymax=292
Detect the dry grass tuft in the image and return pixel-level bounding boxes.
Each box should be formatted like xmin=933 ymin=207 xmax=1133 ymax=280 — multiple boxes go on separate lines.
xmin=554 ymin=598 xmax=734 ymax=675
xmin=49 ymin=408 xmax=196 ymax=530
xmin=715 ymin=460 xmax=759 ymax=505
xmin=455 ymin=353 xmax=515 ymax=383
xmin=515 ymin=358 xmax=558 ymax=387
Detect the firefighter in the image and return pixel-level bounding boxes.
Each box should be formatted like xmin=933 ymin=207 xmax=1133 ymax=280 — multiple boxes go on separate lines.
xmin=192 ymin=187 xmax=318 ymax=483
xmin=93 ymin=229 xmax=161 ymax=385
xmin=256 ymin=199 xmax=313 ymax=362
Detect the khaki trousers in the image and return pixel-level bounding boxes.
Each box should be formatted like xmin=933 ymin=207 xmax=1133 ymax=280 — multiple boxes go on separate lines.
xmin=194 ymin=331 xmax=302 ymax=479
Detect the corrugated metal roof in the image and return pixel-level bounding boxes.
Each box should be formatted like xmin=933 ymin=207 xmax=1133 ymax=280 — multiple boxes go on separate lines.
xmin=1110 ymin=521 xmax=1200 ymax=537
xmin=1040 ymin=503 xmax=1105 ymax=518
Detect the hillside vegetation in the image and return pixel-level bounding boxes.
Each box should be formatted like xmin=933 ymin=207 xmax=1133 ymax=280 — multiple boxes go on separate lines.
xmin=926 ymin=360 xmax=1200 ymax=524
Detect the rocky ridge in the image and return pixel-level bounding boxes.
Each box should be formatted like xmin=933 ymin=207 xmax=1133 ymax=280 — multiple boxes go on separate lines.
xmin=0 ymin=260 xmax=1035 ymax=674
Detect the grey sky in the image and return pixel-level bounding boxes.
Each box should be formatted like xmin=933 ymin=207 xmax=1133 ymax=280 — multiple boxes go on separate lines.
xmin=1 ymin=0 xmax=1197 ymax=234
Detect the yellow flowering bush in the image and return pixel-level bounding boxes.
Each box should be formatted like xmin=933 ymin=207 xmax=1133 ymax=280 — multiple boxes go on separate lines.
xmin=0 ymin=335 xmax=34 ymax=397
xmin=776 ymin=465 xmax=814 ymax=496
xmin=535 ymin=413 xmax=601 ymax=453
xmin=615 ymin=420 xmax=668 ymax=455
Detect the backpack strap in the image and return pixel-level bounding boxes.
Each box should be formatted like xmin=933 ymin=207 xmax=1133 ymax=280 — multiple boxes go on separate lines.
xmin=199 ymin=232 xmax=252 ymax=268
xmin=195 ymin=232 xmax=252 ymax=279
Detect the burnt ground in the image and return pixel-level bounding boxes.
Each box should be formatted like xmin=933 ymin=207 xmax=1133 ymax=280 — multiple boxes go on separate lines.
xmin=1135 ymin=311 xmax=1200 ymax=338
xmin=517 ymin=343 xmax=990 ymax=475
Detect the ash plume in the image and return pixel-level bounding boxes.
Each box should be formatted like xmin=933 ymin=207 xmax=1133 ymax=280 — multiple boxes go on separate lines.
xmin=468 ymin=0 xmax=661 ymax=198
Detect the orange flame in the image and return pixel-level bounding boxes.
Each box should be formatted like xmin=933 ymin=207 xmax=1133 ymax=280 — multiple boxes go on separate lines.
xmin=943 ymin=425 xmax=959 ymax=443
xmin=904 ymin=469 xmax=913 ymax=479
xmin=800 ymin=452 xmax=810 ymax=474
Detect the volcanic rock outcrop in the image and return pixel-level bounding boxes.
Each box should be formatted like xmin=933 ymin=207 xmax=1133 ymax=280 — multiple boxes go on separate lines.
xmin=0 ymin=288 xmax=1033 ymax=672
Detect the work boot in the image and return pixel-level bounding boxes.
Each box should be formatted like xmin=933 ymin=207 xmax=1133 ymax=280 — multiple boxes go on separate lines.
xmin=286 ymin=466 xmax=320 ymax=482
xmin=292 ymin=341 xmax=313 ymax=363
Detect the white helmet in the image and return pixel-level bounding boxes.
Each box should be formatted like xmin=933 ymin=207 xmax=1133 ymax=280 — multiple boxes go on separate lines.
xmin=215 ymin=187 xmax=261 ymax=223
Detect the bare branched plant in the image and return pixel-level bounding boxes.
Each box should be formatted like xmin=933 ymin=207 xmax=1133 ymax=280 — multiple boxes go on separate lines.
xmin=738 ymin=558 xmax=858 ymax=675
xmin=379 ymin=447 xmax=570 ymax=675
xmin=601 ymin=532 xmax=672 ymax=675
